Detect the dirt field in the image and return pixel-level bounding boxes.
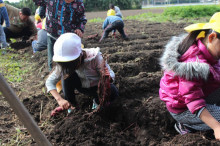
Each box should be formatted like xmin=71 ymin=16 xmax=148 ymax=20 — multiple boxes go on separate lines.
xmin=1 ymin=10 xmax=220 ymax=145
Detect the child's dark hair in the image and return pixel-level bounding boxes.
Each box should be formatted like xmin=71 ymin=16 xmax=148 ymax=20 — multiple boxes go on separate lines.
xmin=57 ymin=51 xmax=85 ymax=77
xmin=216 ymin=31 xmax=220 ymax=39
xmin=21 ymin=7 xmax=31 ymax=16
xmin=109 ymin=4 xmax=114 ymax=9
xmin=178 ymin=29 xmax=212 ymax=55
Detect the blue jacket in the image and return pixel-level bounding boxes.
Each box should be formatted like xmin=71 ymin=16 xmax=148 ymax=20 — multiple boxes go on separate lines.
xmin=0 ymin=2 xmax=10 ymax=27
xmin=102 ymin=16 xmax=123 ymax=30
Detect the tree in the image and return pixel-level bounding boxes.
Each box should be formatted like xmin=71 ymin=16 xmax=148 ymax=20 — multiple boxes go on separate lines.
xmin=84 ymin=0 xmax=142 ymax=12
xmin=4 ymin=0 xmax=37 ymax=14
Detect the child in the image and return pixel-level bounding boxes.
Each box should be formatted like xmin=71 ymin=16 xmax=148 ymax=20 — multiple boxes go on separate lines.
xmin=33 ymin=0 xmax=87 ymax=71
xmin=107 ymin=9 xmax=115 ymax=17
xmin=109 ymin=4 xmax=122 ymax=18
xmin=99 ymin=15 xmax=128 ymax=42
xmin=0 ymin=0 xmax=10 ymax=48
xmin=46 ymin=33 xmax=119 ymax=116
xmin=34 ymin=7 xmax=42 ymax=29
xmin=159 ymin=12 xmax=220 ymax=140
xmin=32 ymin=18 xmax=47 ymax=54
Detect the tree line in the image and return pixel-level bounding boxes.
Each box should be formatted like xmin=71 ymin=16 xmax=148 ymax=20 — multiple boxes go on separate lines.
xmin=4 ymin=0 xmax=142 ymax=14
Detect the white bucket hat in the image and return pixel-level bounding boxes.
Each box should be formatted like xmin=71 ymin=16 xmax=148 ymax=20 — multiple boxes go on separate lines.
xmin=53 ymin=33 xmax=82 ymax=62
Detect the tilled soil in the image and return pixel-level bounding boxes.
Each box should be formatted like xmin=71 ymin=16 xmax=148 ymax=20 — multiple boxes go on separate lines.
xmin=1 ymin=19 xmax=220 ymax=145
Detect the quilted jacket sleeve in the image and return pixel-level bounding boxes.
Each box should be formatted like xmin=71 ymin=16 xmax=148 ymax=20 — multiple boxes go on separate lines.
xmin=179 ymin=77 xmax=206 ymax=114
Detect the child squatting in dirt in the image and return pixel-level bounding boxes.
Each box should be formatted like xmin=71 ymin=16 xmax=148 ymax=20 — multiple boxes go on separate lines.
xmin=46 ymin=33 xmax=119 ymax=116
xmin=159 ymin=12 xmax=220 ymax=140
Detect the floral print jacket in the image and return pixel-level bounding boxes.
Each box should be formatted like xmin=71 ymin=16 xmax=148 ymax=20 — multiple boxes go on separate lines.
xmin=33 ymin=0 xmax=87 ymax=38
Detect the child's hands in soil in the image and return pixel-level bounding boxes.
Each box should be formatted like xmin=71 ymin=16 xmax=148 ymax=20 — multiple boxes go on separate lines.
xmin=57 ymin=98 xmax=70 ymax=109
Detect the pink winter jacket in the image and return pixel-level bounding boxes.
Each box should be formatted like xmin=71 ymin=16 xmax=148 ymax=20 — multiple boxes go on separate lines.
xmin=159 ymin=34 xmax=220 ymax=114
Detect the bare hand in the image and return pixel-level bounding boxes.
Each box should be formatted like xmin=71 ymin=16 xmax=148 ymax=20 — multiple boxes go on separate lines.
xmin=57 ymin=99 xmax=70 ymax=110
xmin=214 ymin=127 xmax=220 ymax=140
xmin=75 ymin=29 xmax=83 ymax=38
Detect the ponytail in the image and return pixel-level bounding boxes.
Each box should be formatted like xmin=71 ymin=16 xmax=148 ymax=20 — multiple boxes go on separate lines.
xmin=178 ymin=29 xmax=212 ymax=55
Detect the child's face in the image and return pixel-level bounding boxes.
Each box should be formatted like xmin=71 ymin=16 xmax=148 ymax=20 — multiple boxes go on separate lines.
xmin=65 ymin=0 xmax=74 ymax=3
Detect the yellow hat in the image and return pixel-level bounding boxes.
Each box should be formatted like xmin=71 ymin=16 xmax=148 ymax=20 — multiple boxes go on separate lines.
xmin=42 ymin=18 xmax=46 ymax=29
xmin=184 ymin=12 xmax=220 ymax=34
xmin=35 ymin=14 xmax=41 ymax=21
xmin=107 ymin=9 xmax=116 ymax=16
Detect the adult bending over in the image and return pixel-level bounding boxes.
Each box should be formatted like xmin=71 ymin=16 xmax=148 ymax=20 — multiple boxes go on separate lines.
xmin=3 ymin=5 xmax=37 ymax=41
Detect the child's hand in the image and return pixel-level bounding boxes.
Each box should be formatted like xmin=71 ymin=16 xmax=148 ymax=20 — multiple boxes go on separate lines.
xmin=214 ymin=126 xmax=220 ymax=140
xmin=75 ymin=29 xmax=83 ymax=38
xmin=57 ymin=98 xmax=70 ymax=110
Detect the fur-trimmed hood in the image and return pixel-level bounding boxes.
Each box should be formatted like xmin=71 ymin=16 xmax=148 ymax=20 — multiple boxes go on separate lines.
xmin=160 ymin=34 xmax=210 ymax=80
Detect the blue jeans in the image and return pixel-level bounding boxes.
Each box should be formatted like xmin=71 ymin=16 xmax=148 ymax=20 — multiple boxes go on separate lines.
xmin=61 ymin=72 xmax=119 ymax=107
xmin=0 ymin=25 xmax=7 ymax=48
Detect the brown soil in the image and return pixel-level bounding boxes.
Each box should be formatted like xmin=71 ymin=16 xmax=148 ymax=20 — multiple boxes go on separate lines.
xmin=1 ymin=17 xmax=220 ymax=145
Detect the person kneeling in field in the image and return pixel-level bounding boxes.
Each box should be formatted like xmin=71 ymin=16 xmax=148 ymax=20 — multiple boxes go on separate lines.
xmin=159 ymin=12 xmax=220 ymax=140
xmin=32 ymin=18 xmax=47 ymax=54
xmin=99 ymin=15 xmax=128 ymax=42
xmin=3 ymin=5 xmax=37 ymax=42
xmin=46 ymin=33 xmax=119 ymax=116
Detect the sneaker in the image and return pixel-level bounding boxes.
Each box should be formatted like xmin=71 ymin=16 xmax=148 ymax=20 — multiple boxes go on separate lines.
xmin=174 ymin=122 xmax=191 ymax=135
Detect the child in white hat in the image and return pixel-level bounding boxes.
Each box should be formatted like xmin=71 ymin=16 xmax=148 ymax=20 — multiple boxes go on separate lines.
xmin=46 ymin=33 xmax=119 ymax=116
xmin=159 ymin=12 xmax=220 ymax=140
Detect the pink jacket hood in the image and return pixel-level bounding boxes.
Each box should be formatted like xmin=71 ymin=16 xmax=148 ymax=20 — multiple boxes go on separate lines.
xmin=159 ymin=34 xmax=220 ymax=114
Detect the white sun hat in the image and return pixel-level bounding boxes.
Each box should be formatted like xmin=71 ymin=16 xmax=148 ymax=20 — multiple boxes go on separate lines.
xmin=53 ymin=33 xmax=82 ymax=62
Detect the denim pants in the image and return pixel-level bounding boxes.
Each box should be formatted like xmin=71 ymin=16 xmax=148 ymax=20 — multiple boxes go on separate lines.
xmin=47 ymin=35 xmax=56 ymax=71
xmin=103 ymin=20 xmax=127 ymax=39
xmin=0 ymin=25 xmax=7 ymax=48
xmin=61 ymin=72 xmax=119 ymax=106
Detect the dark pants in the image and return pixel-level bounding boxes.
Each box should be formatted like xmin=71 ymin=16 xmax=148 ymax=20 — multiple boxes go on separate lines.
xmin=61 ymin=72 xmax=119 ymax=106
xmin=3 ymin=27 xmax=32 ymax=41
xmin=102 ymin=20 xmax=127 ymax=39
xmin=47 ymin=35 xmax=56 ymax=71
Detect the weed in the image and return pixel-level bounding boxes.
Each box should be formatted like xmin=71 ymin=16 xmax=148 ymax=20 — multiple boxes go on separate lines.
xmin=5 ymin=127 xmax=32 ymax=146
xmin=0 ymin=49 xmax=33 ymax=84
xmin=88 ymin=17 xmax=104 ymax=23
xmin=163 ymin=5 xmax=220 ymax=18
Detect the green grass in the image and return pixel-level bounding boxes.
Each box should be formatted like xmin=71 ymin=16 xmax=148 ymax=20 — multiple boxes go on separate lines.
xmin=88 ymin=5 xmax=219 ymax=23
xmin=163 ymin=5 xmax=220 ymax=18
xmin=88 ymin=17 xmax=104 ymax=23
xmin=0 ymin=48 xmax=33 ymax=83
xmin=124 ymin=12 xmax=210 ymax=23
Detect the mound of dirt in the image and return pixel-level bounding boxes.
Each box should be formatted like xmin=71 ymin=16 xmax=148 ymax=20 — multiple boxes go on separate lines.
xmin=2 ymin=20 xmax=220 ymax=145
